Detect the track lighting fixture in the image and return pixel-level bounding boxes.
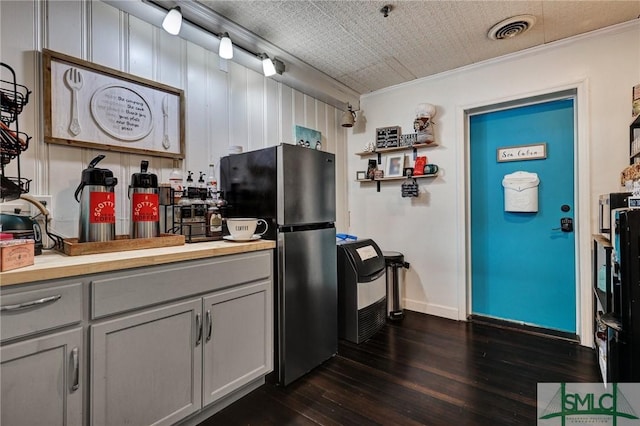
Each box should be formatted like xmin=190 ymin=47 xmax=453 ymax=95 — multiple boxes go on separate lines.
xmin=218 ymin=32 xmax=233 ymax=59
xmin=162 ymin=6 xmax=182 ymax=35
xmin=340 ymin=104 xmax=357 ymax=128
xmin=157 ymin=5 xmax=285 ymax=78
xmin=260 ymin=53 xmax=277 ymax=77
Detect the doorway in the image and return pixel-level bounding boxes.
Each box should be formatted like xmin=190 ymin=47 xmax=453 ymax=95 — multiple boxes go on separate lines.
xmin=469 ymin=97 xmax=577 ymax=334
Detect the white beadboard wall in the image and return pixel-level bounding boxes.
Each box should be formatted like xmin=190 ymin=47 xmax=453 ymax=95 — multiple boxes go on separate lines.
xmin=0 ymin=0 xmax=348 ymax=238
xmin=348 ymin=21 xmax=640 ymax=346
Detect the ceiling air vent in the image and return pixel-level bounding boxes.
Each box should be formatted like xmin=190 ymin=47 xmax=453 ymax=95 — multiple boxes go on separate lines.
xmin=488 ymin=15 xmax=536 ymax=40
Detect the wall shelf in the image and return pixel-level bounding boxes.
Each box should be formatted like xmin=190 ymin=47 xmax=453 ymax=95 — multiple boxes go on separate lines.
xmin=356 ymin=173 xmax=437 ymax=182
xmin=356 ymin=173 xmax=437 ymax=192
xmin=356 ymin=141 xmax=439 ymax=192
xmin=356 ymin=143 xmax=437 ymax=163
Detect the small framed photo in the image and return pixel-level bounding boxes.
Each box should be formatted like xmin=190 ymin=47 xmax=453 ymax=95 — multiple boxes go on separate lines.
xmin=356 ymin=171 xmax=366 ymax=180
xmin=385 ymin=154 xmax=404 ymax=178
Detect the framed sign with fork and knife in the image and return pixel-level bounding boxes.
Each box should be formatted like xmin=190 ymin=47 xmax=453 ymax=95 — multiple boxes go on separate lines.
xmin=42 ymin=49 xmax=184 ymax=159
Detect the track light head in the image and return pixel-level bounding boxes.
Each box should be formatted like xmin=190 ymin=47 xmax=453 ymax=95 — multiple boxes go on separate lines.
xmin=260 ymin=53 xmax=277 ymax=77
xmin=341 ymin=105 xmax=357 ymax=128
xmin=162 ymin=6 xmax=182 ymax=35
xmin=219 ymin=32 xmax=233 ymax=59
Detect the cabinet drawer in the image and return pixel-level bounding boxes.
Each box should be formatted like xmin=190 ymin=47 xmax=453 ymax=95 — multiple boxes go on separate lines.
xmin=91 ymin=251 xmax=272 ymax=319
xmin=1 ymin=282 xmax=83 ymax=342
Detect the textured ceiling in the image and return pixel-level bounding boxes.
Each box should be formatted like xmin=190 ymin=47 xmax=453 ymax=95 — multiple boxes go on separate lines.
xmin=191 ymin=0 xmax=639 ymax=94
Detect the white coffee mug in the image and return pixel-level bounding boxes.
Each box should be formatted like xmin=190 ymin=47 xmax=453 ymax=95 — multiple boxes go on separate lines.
xmin=227 ymin=218 xmax=268 ymax=240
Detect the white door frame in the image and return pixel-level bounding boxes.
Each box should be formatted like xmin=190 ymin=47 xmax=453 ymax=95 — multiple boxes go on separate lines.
xmin=454 ymin=79 xmax=593 ymax=347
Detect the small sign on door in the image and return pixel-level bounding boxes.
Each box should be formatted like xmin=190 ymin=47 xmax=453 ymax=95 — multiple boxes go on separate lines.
xmin=497 ymin=143 xmax=546 ymax=162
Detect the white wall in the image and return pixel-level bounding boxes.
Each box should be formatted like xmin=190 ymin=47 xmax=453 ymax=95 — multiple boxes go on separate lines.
xmin=347 ymin=21 xmax=640 ymax=345
xmin=0 ymin=0 xmax=348 ymax=238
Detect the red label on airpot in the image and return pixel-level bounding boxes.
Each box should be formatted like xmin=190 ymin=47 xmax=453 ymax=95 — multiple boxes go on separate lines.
xmin=89 ymin=192 xmax=116 ymax=224
xmin=131 ymin=193 xmax=159 ymax=222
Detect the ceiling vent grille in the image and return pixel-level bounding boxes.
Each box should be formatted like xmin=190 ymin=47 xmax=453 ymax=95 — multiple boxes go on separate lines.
xmin=488 ymin=15 xmax=536 ymax=40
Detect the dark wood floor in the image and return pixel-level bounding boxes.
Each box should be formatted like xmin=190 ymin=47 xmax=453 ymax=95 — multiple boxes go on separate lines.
xmin=199 ymin=311 xmax=601 ymax=425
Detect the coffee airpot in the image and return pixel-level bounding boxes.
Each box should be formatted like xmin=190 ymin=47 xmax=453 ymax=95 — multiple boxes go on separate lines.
xmin=129 ymin=160 xmax=160 ymax=239
xmin=74 ymin=155 xmax=118 ymax=242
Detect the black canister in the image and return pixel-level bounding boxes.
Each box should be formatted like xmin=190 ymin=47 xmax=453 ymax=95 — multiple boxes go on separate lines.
xmin=129 ymin=160 xmax=160 ymax=239
xmin=74 ymin=155 xmax=118 ymax=243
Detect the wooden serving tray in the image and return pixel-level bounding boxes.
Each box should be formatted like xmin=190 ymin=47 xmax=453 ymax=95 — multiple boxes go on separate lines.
xmin=62 ymin=233 xmax=185 ymax=256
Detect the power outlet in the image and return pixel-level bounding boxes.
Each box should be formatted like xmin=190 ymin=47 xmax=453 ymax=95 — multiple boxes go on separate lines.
xmin=28 ymin=195 xmax=53 ymax=218
xmin=0 ymin=201 xmax=29 ymax=214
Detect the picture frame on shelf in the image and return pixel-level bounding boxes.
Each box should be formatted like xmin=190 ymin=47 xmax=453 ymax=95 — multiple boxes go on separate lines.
xmin=385 ymin=154 xmax=403 ymax=178
xmin=400 ymin=133 xmax=417 ymax=147
xmin=366 ymin=159 xmax=378 ymax=179
xmin=356 ymin=171 xmax=366 ymax=180
xmin=376 ymin=126 xmax=401 ymax=149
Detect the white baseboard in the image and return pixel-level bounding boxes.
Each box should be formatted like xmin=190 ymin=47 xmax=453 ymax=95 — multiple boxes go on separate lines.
xmin=403 ymin=298 xmax=459 ymax=321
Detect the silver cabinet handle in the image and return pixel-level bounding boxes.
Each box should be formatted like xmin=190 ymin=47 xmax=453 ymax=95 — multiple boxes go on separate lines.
xmin=0 ymin=294 xmax=62 ymax=312
xmin=70 ymin=347 xmax=79 ymax=392
xmin=195 ymin=313 xmax=202 ymax=346
xmin=206 ymin=309 xmax=212 ymax=343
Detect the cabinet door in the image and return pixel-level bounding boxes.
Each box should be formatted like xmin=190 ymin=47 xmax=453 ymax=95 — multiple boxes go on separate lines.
xmin=202 ymin=280 xmax=273 ymax=406
xmin=1 ymin=327 xmax=83 ymax=426
xmin=91 ymin=299 xmax=202 ymax=426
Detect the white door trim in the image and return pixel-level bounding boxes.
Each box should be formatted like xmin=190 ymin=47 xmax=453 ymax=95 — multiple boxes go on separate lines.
xmin=454 ymin=78 xmax=592 ymax=347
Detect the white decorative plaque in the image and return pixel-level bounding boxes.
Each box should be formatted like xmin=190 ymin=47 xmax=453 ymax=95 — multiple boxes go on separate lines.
xmin=43 ymin=49 xmax=184 ymax=159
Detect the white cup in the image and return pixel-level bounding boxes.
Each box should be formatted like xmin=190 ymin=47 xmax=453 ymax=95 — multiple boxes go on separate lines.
xmin=227 ymin=218 xmax=268 ymax=240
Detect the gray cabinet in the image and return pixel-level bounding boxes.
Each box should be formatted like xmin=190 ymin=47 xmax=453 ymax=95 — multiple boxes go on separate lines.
xmin=90 ymin=282 xmax=273 ymax=426
xmin=1 ymin=327 xmax=83 ymax=426
xmin=1 ymin=279 xmax=84 ymax=426
xmin=202 ymin=281 xmax=272 ymax=405
xmin=89 ymin=250 xmax=274 ymax=426
xmin=0 ymin=249 xmax=273 ymax=426
xmin=0 ymin=282 xmax=83 ymax=342
xmin=90 ymin=298 xmax=203 ymax=426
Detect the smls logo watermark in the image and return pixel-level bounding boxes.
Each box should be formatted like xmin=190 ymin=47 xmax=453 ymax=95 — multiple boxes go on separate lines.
xmin=538 ymin=383 xmax=640 ymax=425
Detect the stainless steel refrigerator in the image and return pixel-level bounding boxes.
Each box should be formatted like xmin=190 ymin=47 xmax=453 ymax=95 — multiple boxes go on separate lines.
xmin=220 ymin=144 xmax=337 ymax=386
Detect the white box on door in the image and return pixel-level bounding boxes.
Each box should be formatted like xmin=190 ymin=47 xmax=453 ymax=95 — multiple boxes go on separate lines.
xmin=502 ymin=171 xmax=539 ymax=212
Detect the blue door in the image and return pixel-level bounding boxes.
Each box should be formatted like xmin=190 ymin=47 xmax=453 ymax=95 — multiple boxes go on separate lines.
xmin=470 ymin=99 xmax=576 ymax=333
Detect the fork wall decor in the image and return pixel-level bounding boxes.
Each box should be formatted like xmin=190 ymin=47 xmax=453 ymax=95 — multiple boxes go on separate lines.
xmin=43 ymin=49 xmax=184 ymax=159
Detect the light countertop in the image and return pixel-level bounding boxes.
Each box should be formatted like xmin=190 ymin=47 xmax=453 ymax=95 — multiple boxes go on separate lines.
xmin=0 ymin=239 xmax=276 ymax=287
